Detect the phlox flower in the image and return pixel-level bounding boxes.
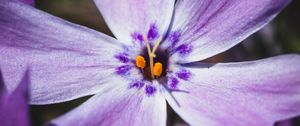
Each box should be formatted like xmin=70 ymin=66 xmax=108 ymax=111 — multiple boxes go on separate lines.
xmin=0 ymin=0 xmax=300 ymax=126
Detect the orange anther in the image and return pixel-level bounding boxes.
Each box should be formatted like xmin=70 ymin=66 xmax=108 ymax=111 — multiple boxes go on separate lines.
xmin=153 ymin=62 xmax=163 ymax=77
xmin=136 ymin=56 xmax=146 ymax=68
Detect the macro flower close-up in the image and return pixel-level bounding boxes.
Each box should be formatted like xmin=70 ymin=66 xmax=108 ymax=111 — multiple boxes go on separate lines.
xmin=0 ymin=0 xmax=300 ymax=126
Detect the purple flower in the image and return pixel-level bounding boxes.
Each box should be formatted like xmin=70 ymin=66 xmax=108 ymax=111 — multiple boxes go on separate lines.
xmin=0 ymin=0 xmax=300 ymax=126
xmin=0 ymin=69 xmax=30 ymax=126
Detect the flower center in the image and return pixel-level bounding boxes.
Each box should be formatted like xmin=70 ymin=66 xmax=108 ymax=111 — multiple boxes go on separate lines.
xmin=135 ymin=35 xmax=169 ymax=80
xmin=114 ymin=25 xmax=194 ymax=96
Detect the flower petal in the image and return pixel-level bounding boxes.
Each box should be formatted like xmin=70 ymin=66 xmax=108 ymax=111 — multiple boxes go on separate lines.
xmin=0 ymin=69 xmax=30 ymax=126
xmin=169 ymin=0 xmax=290 ymax=63
xmin=19 ymin=0 xmax=34 ymax=6
xmin=0 ymin=1 xmax=125 ymax=104
xmin=0 ymin=70 xmax=6 ymax=98
xmin=164 ymin=54 xmax=300 ymax=126
xmin=93 ymin=0 xmax=175 ymax=45
xmin=49 ymin=84 xmax=167 ymax=126
xmin=0 ymin=70 xmax=7 ymax=106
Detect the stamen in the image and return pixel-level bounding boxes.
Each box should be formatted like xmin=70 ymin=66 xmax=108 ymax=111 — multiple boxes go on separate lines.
xmin=143 ymin=35 xmax=154 ymax=79
xmin=153 ymin=62 xmax=163 ymax=77
xmin=135 ymin=56 xmax=146 ymax=68
xmin=142 ymin=34 xmax=163 ymax=80
xmin=151 ymin=37 xmax=162 ymax=58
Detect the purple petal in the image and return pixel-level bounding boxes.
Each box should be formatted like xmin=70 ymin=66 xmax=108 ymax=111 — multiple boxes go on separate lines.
xmin=19 ymin=0 xmax=35 ymax=6
xmin=164 ymin=55 xmax=300 ymax=126
xmin=0 ymin=1 xmax=125 ymax=104
xmin=49 ymin=85 xmax=166 ymax=126
xmin=170 ymin=0 xmax=290 ymax=63
xmin=277 ymin=120 xmax=293 ymax=126
xmin=0 ymin=70 xmax=7 ymax=103
xmin=93 ymin=0 xmax=175 ymax=45
xmin=0 ymin=70 xmax=6 ymax=96
xmin=0 ymin=69 xmax=30 ymax=126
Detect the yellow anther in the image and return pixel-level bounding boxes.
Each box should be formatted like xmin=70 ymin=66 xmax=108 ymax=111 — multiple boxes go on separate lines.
xmin=135 ymin=56 xmax=146 ymax=68
xmin=153 ymin=62 xmax=163 ymax=77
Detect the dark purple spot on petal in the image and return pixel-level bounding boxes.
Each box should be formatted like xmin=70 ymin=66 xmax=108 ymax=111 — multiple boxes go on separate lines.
xmin=147 ymin=24 xmax=158 ymax=41
xmin=130 ymin=81 xmax=145 ymax=89
xmin=176 ymin=70 xmax=191 ymax=81
xmin=168 ymin=77 xmax=179 ymax=89
xmin=145 ymin=85 xmax=156 ymax=96
xmin=131 ymin=32 xmax=144 ymax=43
xmin=116 ymin=65 xmax=132 ymax=75
xmin=176 ymin=44 xmax=192 ymax=56
xmin=168 ymin=31 xmax=181 ymax=46
xmin=115 ymin=53 xmax=129 ymax=63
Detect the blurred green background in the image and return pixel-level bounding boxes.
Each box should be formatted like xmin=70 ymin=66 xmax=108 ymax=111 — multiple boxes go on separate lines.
xmin=30 ymin=0 xmax=300 ymax=126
